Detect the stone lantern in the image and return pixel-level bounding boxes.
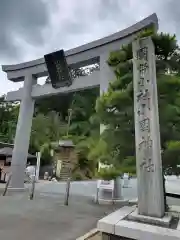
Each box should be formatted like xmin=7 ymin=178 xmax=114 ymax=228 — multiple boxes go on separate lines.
xmin=53 ymin=139 xmax=77 ymax=180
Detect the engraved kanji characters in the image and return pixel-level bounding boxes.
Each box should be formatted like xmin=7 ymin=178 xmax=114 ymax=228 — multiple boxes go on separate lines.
xmin=138 ymin=77 xmax=145 ymax=87
xmin=137 ymin=46 xmax=148 ymax=61
xmin=140 ymin=159 xmax=154 ymax=172
xmin=139 ymin=118 xmax=150 ymax=132
xmin=139 ymin=136 xmax=152 ymax=150
xmin=137 ymin=89 xmax=151 ymax=115
xmin=139 ymin=136 xmax=154 ymax=172
xmin=139 ymin=136 xmax=152 ymax=159
xmin=136 ymin=44 xmax=155 ymax=173
xmin=136 ymin=46 xmax=150 ymax=116
xmin=137 ymin=62 xmax=149 ymax=92
xmin=137 ymin=46 xmax=149 ymax=78
xmin=55 ymin=60 xmax=63 ymax=80
xmin=136 ymin=46 xmax=149 ymax=91
xmin=139 ymin=62 xmax=149 ymax=78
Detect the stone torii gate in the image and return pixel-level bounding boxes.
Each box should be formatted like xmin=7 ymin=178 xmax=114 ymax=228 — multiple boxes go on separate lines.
xmin=2 ymin=14 xmax=158 ymax=189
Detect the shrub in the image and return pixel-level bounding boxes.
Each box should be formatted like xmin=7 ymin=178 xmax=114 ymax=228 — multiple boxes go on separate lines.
xmin=72 ymin=172 xmax=83 ymax=181
xmin=98 ymin=167 xmax=121 ymax=180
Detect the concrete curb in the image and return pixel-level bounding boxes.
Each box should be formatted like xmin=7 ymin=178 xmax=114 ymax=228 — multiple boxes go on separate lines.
xmin=96 ymin=198 xmax=129 ymax=205
xmin=76 ymin=228 xmax=100 ymax=240
xmin=93 ymin=195 xmax=139 ymax=205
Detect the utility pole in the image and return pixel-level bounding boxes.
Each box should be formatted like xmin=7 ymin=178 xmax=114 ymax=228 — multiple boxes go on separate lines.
xmin=64 ymin=95 xmax=75 ymax=205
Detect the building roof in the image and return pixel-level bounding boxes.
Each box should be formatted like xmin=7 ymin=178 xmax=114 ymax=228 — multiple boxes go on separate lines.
xmin=0 ymin=147 xmax=36 ymax=159
xmin=52 ymin=140 xmax=75 ymax=151
xmin=0 ymin=141 xmax=14 ymax=148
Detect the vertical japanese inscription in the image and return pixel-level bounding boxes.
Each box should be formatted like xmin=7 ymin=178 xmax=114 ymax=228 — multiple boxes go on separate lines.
xmin=139 ymin=118 xmax=150 ymax=132
xmin=55 ymin=60 xmax=63 ymax=81
xmin=137 ymin=46 xmax=148 ymax=61
xmin=139 ymin=136 xmax=154 ymax=172
xmin=137 ymin=89 xmax=150 ymax=116
xmin=136 ymin=42 xmax=153 ymax=173
xmin=133 ymin=37 xmax=165 ymax=217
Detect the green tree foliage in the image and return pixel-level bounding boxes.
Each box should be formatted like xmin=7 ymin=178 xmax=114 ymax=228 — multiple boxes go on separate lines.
xmin=74 ymin=137 xmax=99 ymax=179
xmin=35 ymin=95 xmax=71 ymax=120
xmin=96 ymin=32 xmax=180 ymax=174
xmin=0 ymin=89 xmax=99 ymax=172
xmin=97 ymin=167 xmax=121 ymax=180
xmin=30 ymin=111 xmax=66 ymax=151
xmin=68 ymin=88 xmax=99 ymax=137
xmin=29 ymin=111 xmax=68 ymax=165
xmin=0 ymin=96 xmax=19 ymax=143
xmin=34 ymin=87 xmax=99 ymax=169
xmin=162 ymin=141 xmax=180 ymax=175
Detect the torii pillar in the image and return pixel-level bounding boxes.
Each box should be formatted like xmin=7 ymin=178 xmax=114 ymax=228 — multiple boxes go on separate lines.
xmin=2 ymin=13 xmax=158 ymax=189
xmin=10 ymin=75 xmax=37 ymax=188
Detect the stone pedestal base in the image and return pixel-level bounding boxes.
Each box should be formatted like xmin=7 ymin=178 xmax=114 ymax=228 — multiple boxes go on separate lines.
xmin=128 ymin=209 xmax=172 ymax=227
xmin=98 ymin=206 xmax=180 ymax=240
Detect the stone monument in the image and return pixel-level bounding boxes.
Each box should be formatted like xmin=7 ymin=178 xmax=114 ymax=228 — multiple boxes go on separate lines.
xmin=132 ymin=36 xmax=165 ymax=218
xmin=98 ymin=25 xmax=180 ymax=240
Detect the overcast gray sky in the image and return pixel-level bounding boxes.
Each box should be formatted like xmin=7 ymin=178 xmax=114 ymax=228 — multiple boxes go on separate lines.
xmin=0 ymin=0 xmax=179 ymax=95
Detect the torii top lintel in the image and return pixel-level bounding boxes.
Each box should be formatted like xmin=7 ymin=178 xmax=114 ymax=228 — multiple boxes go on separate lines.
xmin=2 ymin=13 xmax=158 ymax=82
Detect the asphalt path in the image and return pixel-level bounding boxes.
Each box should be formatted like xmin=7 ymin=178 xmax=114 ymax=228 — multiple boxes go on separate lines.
xmin=32 ymin=176 xmax=180 ymax=205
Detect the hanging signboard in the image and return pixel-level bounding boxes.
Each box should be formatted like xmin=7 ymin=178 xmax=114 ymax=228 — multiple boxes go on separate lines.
xmin=44 ymin=49 xmax=72 ymax=89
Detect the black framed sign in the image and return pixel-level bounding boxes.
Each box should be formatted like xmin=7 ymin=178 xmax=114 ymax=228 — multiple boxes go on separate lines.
xmin=44 ymin=49 xmax=72 ymax=89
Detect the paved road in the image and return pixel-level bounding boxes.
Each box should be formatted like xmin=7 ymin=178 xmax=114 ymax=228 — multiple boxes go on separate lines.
xmin=0 ymin=193 xmax=122 ymax=240
xmin=0 ymin=176 xmax=178 ymax=239
xmin=32 ymin=176 xmax=180 ymax=205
